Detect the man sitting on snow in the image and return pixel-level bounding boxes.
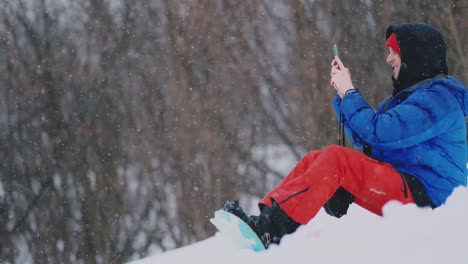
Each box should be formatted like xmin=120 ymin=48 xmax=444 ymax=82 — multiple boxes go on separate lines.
xmin=223 ymin=23 xmax=468 ymax=249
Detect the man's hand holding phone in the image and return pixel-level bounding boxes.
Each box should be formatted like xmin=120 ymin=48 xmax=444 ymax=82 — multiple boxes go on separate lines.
xmin=330 ymin=45 xmax=355 ymax=98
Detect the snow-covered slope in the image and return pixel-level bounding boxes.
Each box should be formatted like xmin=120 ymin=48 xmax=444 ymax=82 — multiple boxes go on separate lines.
xmin=130 ymin=187 xmax=468 ymax=264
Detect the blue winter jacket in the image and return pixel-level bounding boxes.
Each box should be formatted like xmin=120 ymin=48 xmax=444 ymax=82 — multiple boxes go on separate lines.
xmin=333 ymin=76 xmax=468 ymax=206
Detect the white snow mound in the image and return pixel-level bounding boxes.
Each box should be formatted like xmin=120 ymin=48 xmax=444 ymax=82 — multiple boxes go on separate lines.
xmin=130 ymin=187 xmax=468 ymax=264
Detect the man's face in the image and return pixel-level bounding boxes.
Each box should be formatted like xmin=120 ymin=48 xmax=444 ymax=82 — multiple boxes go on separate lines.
xmin=386 ymin=47 xmax=401 ymax=79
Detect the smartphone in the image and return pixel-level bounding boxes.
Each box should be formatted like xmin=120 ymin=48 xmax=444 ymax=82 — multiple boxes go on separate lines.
xmin=333 ymin=44 xmax=339 ymax=57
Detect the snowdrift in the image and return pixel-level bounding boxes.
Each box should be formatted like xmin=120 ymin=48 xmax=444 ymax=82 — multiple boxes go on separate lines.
xmin=130 ymin=187 xmax=468 ymax=264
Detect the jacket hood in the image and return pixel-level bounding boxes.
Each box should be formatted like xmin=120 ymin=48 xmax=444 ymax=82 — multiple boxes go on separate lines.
xmin=386 ymin=23 xmax=448 ymax=94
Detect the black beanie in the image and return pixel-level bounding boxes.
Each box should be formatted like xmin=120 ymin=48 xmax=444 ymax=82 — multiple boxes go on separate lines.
xmin=385 ymin=23 xmax=448 ymax=95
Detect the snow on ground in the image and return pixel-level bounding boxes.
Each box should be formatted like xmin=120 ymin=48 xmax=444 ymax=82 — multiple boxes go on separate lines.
xmin=129 ymin=187 xmax=468 ymax=264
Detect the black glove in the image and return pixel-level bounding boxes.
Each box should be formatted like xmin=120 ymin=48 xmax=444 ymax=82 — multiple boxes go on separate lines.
xmin=323 ymin=187 xmax=355 ymax=218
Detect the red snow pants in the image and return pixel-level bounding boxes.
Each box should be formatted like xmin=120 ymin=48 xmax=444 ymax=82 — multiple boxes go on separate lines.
xmin=260 ymin=145 xmax=415 ymax=224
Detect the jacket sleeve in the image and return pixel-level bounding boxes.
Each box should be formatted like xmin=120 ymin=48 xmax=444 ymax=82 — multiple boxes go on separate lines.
xmin=338 ymin=86 xmax=459 ymax=149
xmin=333 ymin=94 xmax=364 ymax=148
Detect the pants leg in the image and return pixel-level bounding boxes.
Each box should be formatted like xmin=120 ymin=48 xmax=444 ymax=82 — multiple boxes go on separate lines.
xmin=259 ymin=145 xmax=414 ymax=224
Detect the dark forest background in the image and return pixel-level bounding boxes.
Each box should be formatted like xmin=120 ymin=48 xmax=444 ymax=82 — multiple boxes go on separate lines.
xmin=0 ymin=0 xmax=466 ymax=263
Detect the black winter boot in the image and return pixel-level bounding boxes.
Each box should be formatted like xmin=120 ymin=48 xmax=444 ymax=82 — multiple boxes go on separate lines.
xmin=222 ymin=199 xmax=300 ymax=249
